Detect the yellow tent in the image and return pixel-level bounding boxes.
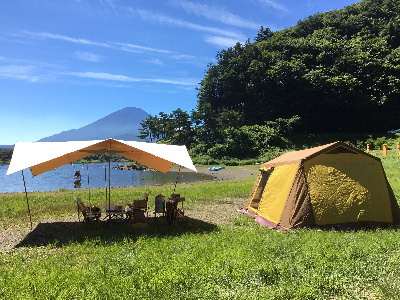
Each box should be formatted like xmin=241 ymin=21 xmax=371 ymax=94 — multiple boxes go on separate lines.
xmin=242 ymin=142 xmax=400 ymax=230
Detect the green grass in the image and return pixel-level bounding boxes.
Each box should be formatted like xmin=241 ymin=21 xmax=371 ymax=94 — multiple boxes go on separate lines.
xmin=1 ymin=158 xmax=400 ymax=299
xmin=373 ymin=147 xmax=400 ymax=200
xmin=1 ymin=222 xmax=400 ymax=299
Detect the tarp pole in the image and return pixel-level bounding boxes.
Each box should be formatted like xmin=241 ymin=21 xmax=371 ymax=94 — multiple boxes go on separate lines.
xmin=108 ymin=153 xmax=111 ymax=209
xmin=87 ymin=163 xmax=91 ymax=219
xmin=108 ymin=139 xmax=112 ymax=209
xmin=22 ymin=170 xmax=33 ymax=230
xmin=104 ymin=154 xmax=108 ymax=212
xmin=77 ymin=197 xmax=81 ymax=223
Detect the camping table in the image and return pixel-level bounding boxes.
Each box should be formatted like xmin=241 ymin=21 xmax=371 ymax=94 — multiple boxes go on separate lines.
xmin=105 ymin=206 xmax=126 ymax=222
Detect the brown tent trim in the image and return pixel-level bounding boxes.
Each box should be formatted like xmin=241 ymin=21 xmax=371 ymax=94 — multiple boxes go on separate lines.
xmin=278 ymin=164 xmax=315 ymax=229
xmin=324 ymin=146 xmax=358 ymax=155
xmin=381 ymin=168 xmax=400 ymax=224
xmin=261 ymin=141 xmax=381 ymax=169
xmin=300 ymin=141 xmax=381 ymax=164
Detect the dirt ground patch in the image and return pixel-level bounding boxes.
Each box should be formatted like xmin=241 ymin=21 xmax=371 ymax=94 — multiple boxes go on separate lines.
xmin=187 ymin=198 xmax=245 ymax=225
xmin=0 ymin=201 xmax=247 ymax=252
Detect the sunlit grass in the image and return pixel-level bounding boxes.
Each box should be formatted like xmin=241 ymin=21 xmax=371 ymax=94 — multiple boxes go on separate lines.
xmin=1 ymin=221 xmax=400 ymax=299
xmin=1 ymin=157 xmax=400 ymax=299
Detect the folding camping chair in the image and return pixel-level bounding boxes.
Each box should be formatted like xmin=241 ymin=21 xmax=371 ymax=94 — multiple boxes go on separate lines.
xmin=166 ymin=193 xmax=185 ymax=224
xmin=76 ymin=197 xmax=101 ymax=222
xmin=171 ymin=193 xmax=185 ymax=217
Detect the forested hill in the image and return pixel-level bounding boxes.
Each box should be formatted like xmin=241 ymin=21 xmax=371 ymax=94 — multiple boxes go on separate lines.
xmin=197 ymin=0 xmax=400 ymax=134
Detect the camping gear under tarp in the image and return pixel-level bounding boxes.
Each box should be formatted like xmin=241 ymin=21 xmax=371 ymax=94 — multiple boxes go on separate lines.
xmin=5 ymin=138 xmax=197 ymax=225
xmin=242 ymin=141 xmax=400 ymax=230
xmin=6 ymin=138 xmax=197 ymax=176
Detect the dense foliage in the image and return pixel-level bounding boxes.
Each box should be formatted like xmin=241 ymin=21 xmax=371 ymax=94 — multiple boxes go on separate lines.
xmin=139 ymin=110 xmax=300 ymax=163
xmin=138 ymin=0 xmax=400 ymax=163
xmin=198 ymin=0 xmax=400 ymax=134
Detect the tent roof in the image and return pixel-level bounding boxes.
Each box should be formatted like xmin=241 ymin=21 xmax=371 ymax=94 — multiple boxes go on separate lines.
xmin=261 ymin=141 xmax=380 ymax=168
xmin=6 ymin=138 xmax=197 ymax=176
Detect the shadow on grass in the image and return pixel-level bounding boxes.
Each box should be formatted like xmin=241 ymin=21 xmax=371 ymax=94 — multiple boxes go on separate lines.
xmin=15 ymin=217 xmax=218 ymax=248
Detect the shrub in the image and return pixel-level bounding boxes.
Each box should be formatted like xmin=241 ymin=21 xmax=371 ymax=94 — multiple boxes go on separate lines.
xmin=365 ymin=136 xmax=387 ymax=150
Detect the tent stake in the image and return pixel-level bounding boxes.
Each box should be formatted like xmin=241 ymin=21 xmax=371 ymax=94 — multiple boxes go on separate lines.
xmin=22 ymin=170 xmax=33 ymax=230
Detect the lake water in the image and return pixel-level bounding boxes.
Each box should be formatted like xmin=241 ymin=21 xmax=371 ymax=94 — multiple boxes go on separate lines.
xmin=0 ymin=163 xmax=211 ymax=193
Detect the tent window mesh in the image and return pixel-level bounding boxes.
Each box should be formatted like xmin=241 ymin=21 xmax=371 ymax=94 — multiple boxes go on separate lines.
xmin=250 ymin=168 xmax=273 ymax=210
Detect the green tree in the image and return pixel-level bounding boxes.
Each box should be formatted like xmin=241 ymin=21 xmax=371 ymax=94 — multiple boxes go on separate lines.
xmin=138 ymin=115 xmax=159 ymax=142
xmin=255 ymin=26 xmax=274 ymax=42
xmin=217 ymin=108 xmax=242 ymax=137
xmin=157 ymin=112 xmax=169 ymax=139
xmin=196 ymin=0 xmax=400 ymax=134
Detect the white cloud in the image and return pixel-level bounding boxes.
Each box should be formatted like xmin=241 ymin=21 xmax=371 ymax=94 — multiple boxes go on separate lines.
xmin=14 ymin=30 xmax=210 ymax=66
xmin=75 ymin=51 xmax=103 ymax=62
xmin=0 ymin=65 xmax=41 ymax=82
xmin=0 ymin=62 xmax=198 ymax=87
xmin=115 ymin=42 xmax=173 ymax=54
xmin=171 ymin=54 xmax=196 ymax=60
xmin=20 ymin=31 xmax=173 ymax=55
xmin=170 ymin=54 xmax=198 ymax=63
xmin=170 ymin=0 xmax=260 ymax=30
xmin=130 ymin=8 xmax=245 ymax=40
xmin=99 ymin=0 xmax=116 ymax=9
xmin=259 ymin=0 xmax=288 ymax=13
xmin=144 ymin=58 xmax=164 ymax=65
xmin=23 ymin=31 xmax=111 ymax=48
xmin=68 ymin=71 xmax=198 ymax=86
xmin=204 ymin=36 xmax=242 ymax=48
xmin=70 ymin=71 xmax=138 ymax=82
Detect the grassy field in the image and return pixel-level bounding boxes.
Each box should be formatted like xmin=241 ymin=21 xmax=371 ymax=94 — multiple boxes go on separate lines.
xmin=1 ymin=150 xmax=400 ymax=299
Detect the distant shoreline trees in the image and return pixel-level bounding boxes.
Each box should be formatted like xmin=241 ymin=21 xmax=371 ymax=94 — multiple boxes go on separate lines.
xmin=0 ymin=149 xmax=12 ymax=164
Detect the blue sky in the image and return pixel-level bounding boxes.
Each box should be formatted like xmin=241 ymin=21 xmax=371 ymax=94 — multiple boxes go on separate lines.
xmin=1 ymin=0 xmax=361 ymax=145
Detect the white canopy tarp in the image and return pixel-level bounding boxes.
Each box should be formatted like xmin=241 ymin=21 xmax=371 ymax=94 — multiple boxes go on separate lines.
xmin=6 ymin=138 xmax=197 ymax=176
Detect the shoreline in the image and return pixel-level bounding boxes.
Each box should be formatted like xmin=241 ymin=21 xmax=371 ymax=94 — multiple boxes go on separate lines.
xmin=170 ymin=165 xmax=260 ymax=182
xmin=0 ymin=165 xmax=261 ymax=195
